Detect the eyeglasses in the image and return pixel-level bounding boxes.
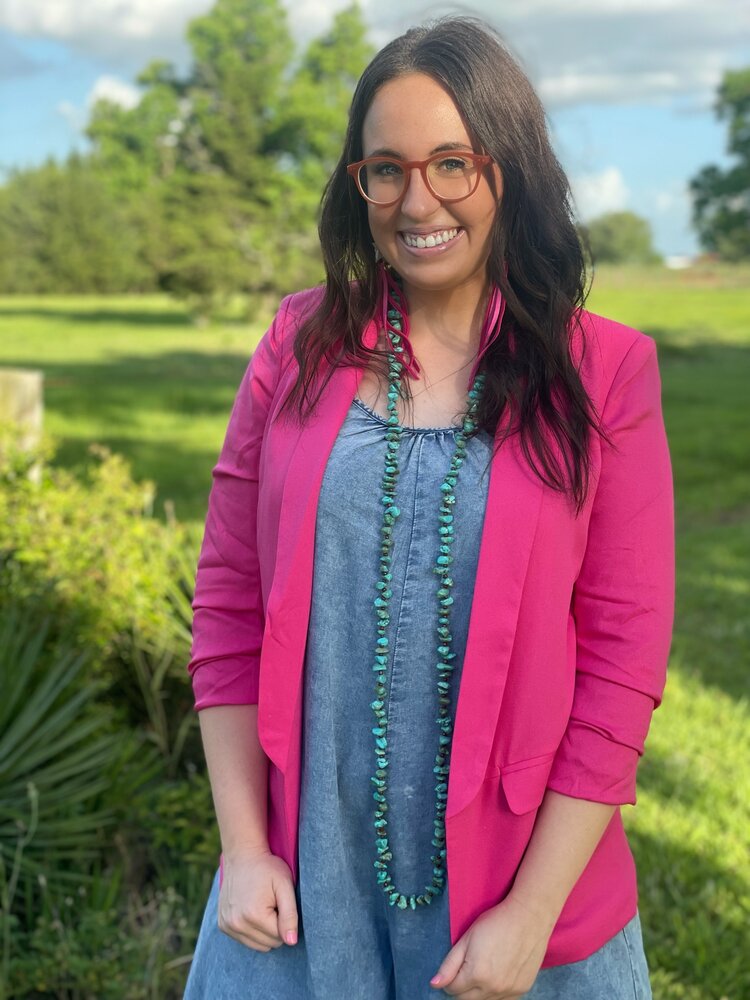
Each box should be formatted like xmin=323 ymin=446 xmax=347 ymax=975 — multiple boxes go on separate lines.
xmin=347 ymin=151 xmax=493 ymax=207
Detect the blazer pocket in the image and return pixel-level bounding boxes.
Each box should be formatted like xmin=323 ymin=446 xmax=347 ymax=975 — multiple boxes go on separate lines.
xmin=500 ymin=752 xmax=556 ymax=815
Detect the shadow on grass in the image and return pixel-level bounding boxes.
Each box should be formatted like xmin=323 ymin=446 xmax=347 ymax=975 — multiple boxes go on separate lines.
xmin=0 ymin=304 xmax=193 ymax=327
xmin=6 ymin=350 xmax=252 ymax=421
xmin=672 ymin=520 xmax=750 ymax=704
xmin=5 ymin=350 xmax=257 ymax=523
xmin=636 ymin=747 xmax=707 ymax=810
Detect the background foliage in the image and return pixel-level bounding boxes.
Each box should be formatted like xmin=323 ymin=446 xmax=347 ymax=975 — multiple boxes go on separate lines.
xmin=0 ymin=0 xmax=373 ymax=316
xmin=690 ymin=67 xmax=750 ymax=261
xmin=581 ymin=210 xmax=662 ymax=265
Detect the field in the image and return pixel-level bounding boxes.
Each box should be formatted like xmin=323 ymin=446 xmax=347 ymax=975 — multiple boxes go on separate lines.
xmin=1 ymin=264 xmax=748 ymax=998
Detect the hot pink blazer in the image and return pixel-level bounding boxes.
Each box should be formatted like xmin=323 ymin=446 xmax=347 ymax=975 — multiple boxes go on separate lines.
xmin=188 ymin=285 xmax=674 ymax=966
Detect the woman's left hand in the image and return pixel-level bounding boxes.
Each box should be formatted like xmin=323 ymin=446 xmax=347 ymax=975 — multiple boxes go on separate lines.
xmin=429 ymin=893 xmax=555 ymax=998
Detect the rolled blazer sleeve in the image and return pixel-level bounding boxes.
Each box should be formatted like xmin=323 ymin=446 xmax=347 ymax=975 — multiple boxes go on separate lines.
xmin=187 ymin=299 xmax=287 ymax=710
xmin=546 ymin=335 xmax=674 ymax=805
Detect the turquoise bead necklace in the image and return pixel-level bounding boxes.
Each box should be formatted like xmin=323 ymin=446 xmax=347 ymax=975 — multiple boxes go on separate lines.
xmin=369 ymin=288 xmax=486 ymax=910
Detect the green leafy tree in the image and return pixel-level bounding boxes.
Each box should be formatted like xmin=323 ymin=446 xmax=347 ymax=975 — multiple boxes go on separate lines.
xmin=690 ymin=67 xmax=750 ymax=261
xmin=153 ymin=0 xmax=299 ymax=312
xmin=269 ymin=4 xmax=373 ymax=167
xmin=0 ymin=156 xmax=153 ymax=293
xmin=0 ymin=0 xmax=373 ymax=303
xmin=86 ymin=62 xmax=182 ymax=194
xmin=186 ymin=0 xmax=293 ymax=188
xmin=583 ymin=210 xmax=662 ymax=265
xmin=146 ymin=0 xmax=372 ymax=311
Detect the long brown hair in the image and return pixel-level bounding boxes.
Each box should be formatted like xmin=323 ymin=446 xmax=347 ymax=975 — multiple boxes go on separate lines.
xmin=280 ymin=16 xmax=601 ymax=513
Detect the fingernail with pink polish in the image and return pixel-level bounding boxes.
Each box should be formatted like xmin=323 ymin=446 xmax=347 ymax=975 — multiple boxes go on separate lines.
xmin=285 ymin=930 xmax=297 ymax=945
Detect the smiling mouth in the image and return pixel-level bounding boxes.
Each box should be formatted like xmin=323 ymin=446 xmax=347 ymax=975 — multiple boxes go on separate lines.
xmin=400 ymin=228 xmax=461 ymax=249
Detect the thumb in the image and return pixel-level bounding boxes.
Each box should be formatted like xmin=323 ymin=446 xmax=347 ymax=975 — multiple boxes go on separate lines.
xmin=430 ymin=937 xmax=468 ymax=990
xmin=274 ymin=875 xmax=299 ymax=946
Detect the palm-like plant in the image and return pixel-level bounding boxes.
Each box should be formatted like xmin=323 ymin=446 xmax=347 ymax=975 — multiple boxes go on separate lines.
xmin=0 ymin=601 xmax=151 ymax=889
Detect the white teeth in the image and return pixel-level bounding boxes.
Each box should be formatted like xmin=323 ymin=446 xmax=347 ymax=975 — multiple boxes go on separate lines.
xmin=402 ymin=228 xmax=459 ymax=248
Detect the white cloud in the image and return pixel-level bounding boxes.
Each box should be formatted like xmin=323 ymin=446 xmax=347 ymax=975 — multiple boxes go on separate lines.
xmin=56 ymin=74 xmax=142 ymax=135
xmin=367 ymin=0 xmax=750 ymax=108
xmin=57 ymin=99 xmax=85 ymax=132
xmin=0 ymin=0 xmax=213 ymax=69
xmin=571 ymin=167 xmax=630 ymax=220
xmin=87 ymin=75 xmax=141 ymax=110
xmin=0 ymin=0 xmax=211 ymax=40
xmin=539 ymin=71 xmax=683 ymax=107
xmin=1 ymin=0 xmax=748 ymax=108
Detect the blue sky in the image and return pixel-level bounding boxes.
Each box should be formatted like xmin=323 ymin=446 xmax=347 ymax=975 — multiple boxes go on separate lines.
xmin=1 ymin=0 xmax=748 ymax=257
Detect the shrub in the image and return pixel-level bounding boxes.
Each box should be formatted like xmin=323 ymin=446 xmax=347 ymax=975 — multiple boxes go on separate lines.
xmin=7 ymin=879 xmax=194 ymax=999
xmin=0 ymin=428 xmax=215 ymax=996
xmin=0 ymin=435 xmax=191 ymax=657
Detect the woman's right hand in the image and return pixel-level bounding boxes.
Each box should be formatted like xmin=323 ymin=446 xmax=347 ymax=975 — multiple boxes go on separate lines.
xmin=217 ymin=849 xmax=299 ymax=952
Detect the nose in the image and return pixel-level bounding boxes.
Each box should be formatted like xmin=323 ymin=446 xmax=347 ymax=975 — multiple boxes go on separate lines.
xmin=399 ymin=165 xmax=441 ymax=217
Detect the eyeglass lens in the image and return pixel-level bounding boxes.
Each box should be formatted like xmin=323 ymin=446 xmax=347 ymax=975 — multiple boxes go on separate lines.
xmin=358 ymin=155 xmax=481 ymax=204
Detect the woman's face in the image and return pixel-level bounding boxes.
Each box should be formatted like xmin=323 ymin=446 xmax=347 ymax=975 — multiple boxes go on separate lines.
xmin=361 ymin=72 xmax=502 ymax=301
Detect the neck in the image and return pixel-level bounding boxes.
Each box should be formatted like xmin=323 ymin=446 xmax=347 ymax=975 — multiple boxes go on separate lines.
xmin=400 ymin=275 xmax=491 ymax=354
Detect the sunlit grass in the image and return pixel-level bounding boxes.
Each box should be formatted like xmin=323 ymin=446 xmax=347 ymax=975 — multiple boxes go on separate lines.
xmin=0 ymin=294 xmax=262 ymax=524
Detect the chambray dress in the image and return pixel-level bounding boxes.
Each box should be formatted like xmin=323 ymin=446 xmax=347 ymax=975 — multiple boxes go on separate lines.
xmin=185 ymin=397 xmax=652 ymax=1000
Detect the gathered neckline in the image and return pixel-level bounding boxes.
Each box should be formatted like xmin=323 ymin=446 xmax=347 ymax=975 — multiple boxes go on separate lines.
xmin=352 ymin=396 xmax=462 ymax=434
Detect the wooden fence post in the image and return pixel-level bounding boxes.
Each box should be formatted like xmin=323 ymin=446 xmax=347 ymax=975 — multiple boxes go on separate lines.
xmin=0 ymin=368 xmax=44 ymax=483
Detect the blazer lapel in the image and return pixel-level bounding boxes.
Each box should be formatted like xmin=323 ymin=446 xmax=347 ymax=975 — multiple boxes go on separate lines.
xmin=257 ymin=321 xmax=379 ymax=774
xmin=447 ymin=432 xmax=544 ymax=818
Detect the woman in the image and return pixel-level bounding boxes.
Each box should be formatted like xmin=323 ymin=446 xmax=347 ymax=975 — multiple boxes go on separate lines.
xmin=184 ymin=16 xmax=673 ymax=1000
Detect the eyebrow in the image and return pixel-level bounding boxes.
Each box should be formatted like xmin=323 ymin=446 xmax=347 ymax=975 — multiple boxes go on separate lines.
xmin=364 ymin=142 xmax=475 ymax=158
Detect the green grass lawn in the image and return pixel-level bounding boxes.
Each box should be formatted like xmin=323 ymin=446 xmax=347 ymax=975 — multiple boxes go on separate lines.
xmin=0 ymin=294 xmax=258 ymax=527
xmin=1 ymin=264 xmax=749 ymax=998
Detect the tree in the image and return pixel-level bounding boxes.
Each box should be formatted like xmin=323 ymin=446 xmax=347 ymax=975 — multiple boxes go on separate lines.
xmin=690 ymin=67 xmax=750 ymax=261
xmin=582 ymin=211 xmax=662 ymax=265
xmin=0 ymin=0 xmax=373 ymax=304
xmin=166 ymin=0 xmax=372 ymax=309
xmin=86 ymin=62 xmax=183 ymax=194
xmin=0 ymin=156 xmax=153 ymax=294
xmin=268 ymin=5 xmax=373 ymax=167
xmin=185 ymin=0 xmax=294 ymax=189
